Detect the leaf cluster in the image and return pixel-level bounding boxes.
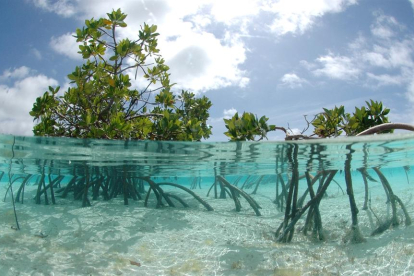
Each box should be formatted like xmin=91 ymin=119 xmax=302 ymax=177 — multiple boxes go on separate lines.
xmin=312 ymin=100 xmax=392 ymax=138
xmin=224 ymin=112 xmax=276 ymax=141
xmin=30 ymin=9 xmax=211 ymax=141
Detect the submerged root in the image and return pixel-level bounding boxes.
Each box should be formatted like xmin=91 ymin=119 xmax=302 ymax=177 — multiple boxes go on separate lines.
xmin=164 ymin=193 xmax=189 ymax=208
xmin=343 ymin=225 xmax=366 ymax=244
xmin=395 ymin=195 xmax=412 ymax=226
xmin=371 ymin=219 xmax=393 ymax=236
xmin=217 ymin=176 xmax=261 ymax=216
xmin=157 ymin=182 xmax=214 ymax=211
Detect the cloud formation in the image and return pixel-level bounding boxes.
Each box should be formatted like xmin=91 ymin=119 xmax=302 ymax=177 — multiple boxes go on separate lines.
xmin=223 ymin=108 xmax=238 ymax=119
xmin=31 ymin=0 xmax=358 ymax=93
xmin=313 ymin=54 xmax=361 ymax=80
xmin=50 ymin=33 xmax=82 ymax=60
xmin=35 ymin=0 xmax=251 ymax=93
xmin=32 ymin=0 xmax=76 ymax=17
xmin=0 ymin=66 xmax=32 ymax=81
xmin=298 ymin=10 xmax=414 ymax=122
xmin=304 ymin=11 xmax=414 ymax=86
xmin=370 ymin=12 xmax=403 ymax=40
xmin=264 ymin=0 xmax=358 ymax=35
xmin=280 ymin=73 xmax=307 ymax=88
xmin=0 ymin=67 xmax=58 ymax=136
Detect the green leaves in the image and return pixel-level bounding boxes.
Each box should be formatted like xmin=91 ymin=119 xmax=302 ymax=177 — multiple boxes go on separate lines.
xmin=312 ymin=100 xmax=392 ymax=138
xmin=224 ymin=112 xmax=275 ymax=141
xmin=30 ymin=9 xmax=212 ymax=141
xmin=106 ymin=8 xmax=127 ymax=27
xmin=312 ymin=105 xmax=346 ymax=138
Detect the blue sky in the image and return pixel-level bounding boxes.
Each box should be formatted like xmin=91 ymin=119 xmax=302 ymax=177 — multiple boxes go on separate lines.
xmin=1 ymin=0 xmax=414 ymax=141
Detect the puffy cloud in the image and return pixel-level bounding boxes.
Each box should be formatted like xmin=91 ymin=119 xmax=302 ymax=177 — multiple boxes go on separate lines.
xmin=32 ymin=0 xmax=357 ymax=94
xmin=387 ymin=41 xmax=414 ymax=68
xmin=264 ymin=0 xmax=358 ymax=35
xmin=287 ymin=128 xmax=302 ymax=135
xmin=370 ymin=12 xmax=403 ymax=40
xmin=164 ymin=34 xmax=249 ymax=91
xmin=348 ymin=34 xmax=367 ymax=50
xmin=362 ymin=50 xmax=391 ymax=68
xmin=299 ymin=9 xmax=413 ymax=90
xmin=280 ymin=73 xmax=307 ymax=88
xmin=313 ymin=54 xmax=360 ymax=80
xmin=0 ymin=68 xmax=58 ymax=136
xmin=50 ymin=33 xmax=82 ymax=60
xmin=361 ymin=13 xmax=413 ymax=70
xmin=223 ymin=108 xmax=238 ymax=119
xmin=300 ymin=60 xmax=317 ymax=70
xmin=37 ymin=0 xmax=251 ymax=93
xmin=366 ymin=72 xmax=404 ymax=87
xmin=358 ymin=41 xmax=413 ymax=71
xmin=31 ymin=0 xmax=76 ymax=17
xmin=0 ymin=66 xmax=31 ymax=81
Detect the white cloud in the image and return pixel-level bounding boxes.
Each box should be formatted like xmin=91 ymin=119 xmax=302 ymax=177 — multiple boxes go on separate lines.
xmin=31 ymin=0 xmax=76 ymax=17
xmin=300 ymin=60 xmax=317 ymax=70
xmin=38 ymin=0 xmax=251 ymax=93
xmin=264 ymin=0 xmax=358 ymax=35
xmin=32 ymin=0 xmax=358 ymax=94
xmin=223 ymin=108 xmax=237 ymax=119
xmin=362 ymin=40 xmax=414 ymax=70
xmin=387 ymin=41 xmax=414 ymax=68
xmin=362 ymin=50 xmax=390 ymax=68
xmin=50 ymin=33 xmax=82 ymax=60
xmin=348 ymin=34 xmax=367 ymax=50
xmin=366 ymin=72 xmax=404 ymax=87
xmin=208 ymin=0 xmax=261 ymax=25
xmin=164 ymin=32 xmax=248 ymax=91
xmin=310 ymin=33 xmax=414 ymax=86
xmin=313 ymin=54 xmax=360 ymax=80
xmin=295 ymin=10 xmax=414 ymax=91
xmin=370 ymin=12 xmax=403 ymax=40
xmin=287 ymin=128 xmax=302 ymax=135
xmin=0 ymin=66 xmax=32 ymax=81
xmin=280 ymin=73 xmax=307 ymax=88
xmin=31 ymin=48 xmax=42 ymax=60
xmin=0 ymin=68 xmax=58 ymax=136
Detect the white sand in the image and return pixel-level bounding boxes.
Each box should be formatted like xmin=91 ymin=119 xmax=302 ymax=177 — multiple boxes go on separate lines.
xmin=1 ymin=174 xmax=414 ymax=276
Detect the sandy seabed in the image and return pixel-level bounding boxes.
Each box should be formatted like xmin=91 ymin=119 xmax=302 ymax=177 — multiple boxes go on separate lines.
xmin=1 ymin=178 xmax=414 ymax=276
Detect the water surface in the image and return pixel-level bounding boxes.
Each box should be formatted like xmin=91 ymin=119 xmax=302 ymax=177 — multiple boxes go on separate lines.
xmin=1 ymin=133 xmax=414 ymax=275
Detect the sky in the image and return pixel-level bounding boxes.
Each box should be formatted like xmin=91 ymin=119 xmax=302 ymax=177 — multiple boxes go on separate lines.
xmin=1 ymin=0 xmax=414 ymax=141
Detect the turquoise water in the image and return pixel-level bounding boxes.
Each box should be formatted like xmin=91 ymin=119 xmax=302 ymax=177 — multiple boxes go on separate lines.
xmin=1 ymin=133 xmax=414 ymax=177
xmin=1 ymin=133 xmax=414 ymax=275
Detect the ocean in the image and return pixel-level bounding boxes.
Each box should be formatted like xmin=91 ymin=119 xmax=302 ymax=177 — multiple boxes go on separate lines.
xmin=1 ymin=133 xmax=414 ymax=275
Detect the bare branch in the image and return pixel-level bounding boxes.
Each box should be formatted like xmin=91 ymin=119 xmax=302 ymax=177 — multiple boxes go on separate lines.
xmin=356 ymin=123 xmax=414 ymax=136
xmin=126 ymin=113 xmax=164 ymax=121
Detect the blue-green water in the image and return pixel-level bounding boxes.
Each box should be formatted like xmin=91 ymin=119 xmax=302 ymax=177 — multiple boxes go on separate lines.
xmin=1 ymin=133 xmax=414 ymax=275
xmin=1 ymin=133 xmax=414 ymax=177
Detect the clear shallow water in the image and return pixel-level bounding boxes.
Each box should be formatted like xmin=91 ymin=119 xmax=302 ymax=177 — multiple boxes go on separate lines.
xmin=1 ymin=133 xmax=414 ymax=177
xmin=1 ymin=133 xmax=414 ymax=275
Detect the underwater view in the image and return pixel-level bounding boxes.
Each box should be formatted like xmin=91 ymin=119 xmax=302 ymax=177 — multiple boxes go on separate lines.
xmin=1 ymin=133 xmax=414 ymax=275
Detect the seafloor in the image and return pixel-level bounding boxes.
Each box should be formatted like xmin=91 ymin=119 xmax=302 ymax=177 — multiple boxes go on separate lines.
xmin=1 ymin=172 xmax=414 ymax=276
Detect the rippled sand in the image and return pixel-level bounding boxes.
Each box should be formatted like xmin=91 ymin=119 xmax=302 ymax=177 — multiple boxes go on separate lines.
xmin=1 ymin=177 xmax=414 ymax=276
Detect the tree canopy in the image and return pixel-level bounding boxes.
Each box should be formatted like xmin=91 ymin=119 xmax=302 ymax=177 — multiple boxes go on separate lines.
xmin=223 ymin=112 xmax=276 ymax=141
xmin=224 ymin=100 xmax=395 ymax=141
xmin=312 ymin=100 xmax=392 ymax=138
xmin=30 ymin=9 xmax=212 ymax=141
